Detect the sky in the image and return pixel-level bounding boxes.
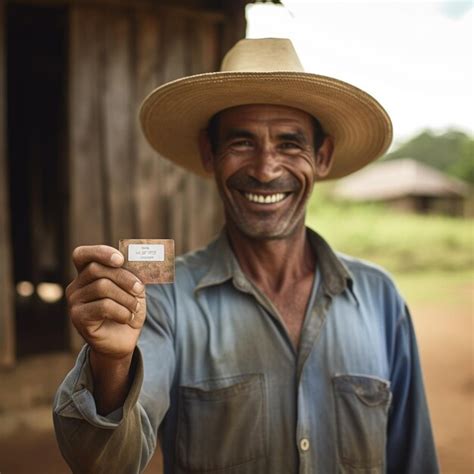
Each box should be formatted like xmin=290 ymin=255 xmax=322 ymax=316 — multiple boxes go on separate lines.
xmin=246 ymin=0 xmax=473 ymax=148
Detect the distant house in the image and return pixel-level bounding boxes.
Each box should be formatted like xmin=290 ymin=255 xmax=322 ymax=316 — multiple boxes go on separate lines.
xmin=332 ymin=158 xmax=470 ymax=216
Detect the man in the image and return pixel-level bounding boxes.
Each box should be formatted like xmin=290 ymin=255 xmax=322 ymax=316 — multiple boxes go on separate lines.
xmin=54 ymin=38 xmax=439 ymax=473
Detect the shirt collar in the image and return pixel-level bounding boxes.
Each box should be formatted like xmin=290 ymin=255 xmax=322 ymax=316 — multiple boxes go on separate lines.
xmin=195 ymin=227 xmax=354 ymax=299
xmin=194 ymin=230 xmax=238 ymax=293
xmin=305 ymin=229 xmax=353 ymax=297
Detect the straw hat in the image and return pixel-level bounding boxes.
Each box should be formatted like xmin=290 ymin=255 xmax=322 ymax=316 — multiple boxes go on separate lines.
xmin=139 ymin=38 xmax=392 ymax=180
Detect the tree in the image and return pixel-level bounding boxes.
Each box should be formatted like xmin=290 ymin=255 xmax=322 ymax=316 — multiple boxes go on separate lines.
xmin=384 ymin=129 xmax=474 ymax=184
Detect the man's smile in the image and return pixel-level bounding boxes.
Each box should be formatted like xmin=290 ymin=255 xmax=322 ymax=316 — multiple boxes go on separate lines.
xmin=242 ymin=192 xmax=288 ymax=204
xmin=227 ymin=173 xmax=299 ymax=213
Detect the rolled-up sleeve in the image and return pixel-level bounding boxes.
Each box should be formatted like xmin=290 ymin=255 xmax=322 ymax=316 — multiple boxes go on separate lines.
xmin=386 ymin=305 xmax=439 ymax=473
xmin=53 ymin=283 xmax=176 ymax=474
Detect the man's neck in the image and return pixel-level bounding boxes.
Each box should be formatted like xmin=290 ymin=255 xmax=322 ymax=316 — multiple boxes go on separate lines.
xmin=225 ymin=222 xmax=316 ymax=294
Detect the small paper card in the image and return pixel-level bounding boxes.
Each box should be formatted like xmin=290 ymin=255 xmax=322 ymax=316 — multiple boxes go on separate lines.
xmin=119 ymin=239 xmax=175 ymax=284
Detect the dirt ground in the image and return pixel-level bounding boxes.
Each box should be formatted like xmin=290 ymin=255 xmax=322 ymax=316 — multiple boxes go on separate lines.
xmin=409 ymin=288 xmax=474 ymax=473
xmin=0 ymin=288 xmax=472 ymax=474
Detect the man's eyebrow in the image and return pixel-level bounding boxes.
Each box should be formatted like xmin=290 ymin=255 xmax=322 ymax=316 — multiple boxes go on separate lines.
xmin=223 ymin=128 xmax=256 ymax=142
xmin=277 ymin=130 xmax=309 ymax=145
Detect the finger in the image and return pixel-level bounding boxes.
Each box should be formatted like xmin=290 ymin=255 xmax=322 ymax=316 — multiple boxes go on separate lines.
xmin=65 ymin=279 xmax=78 ymax=300
xmin=129 ymin=292 xmax=147 ymax=329
xmin=72 ymin=245 xmax=124 ymax=273
xmin=76 ymin=262 xmax=144 ymax=296
xmin=74 ymin=298 xmax=136 ymax=326
xmin=70 ymin=278 xmax=140 ymax=315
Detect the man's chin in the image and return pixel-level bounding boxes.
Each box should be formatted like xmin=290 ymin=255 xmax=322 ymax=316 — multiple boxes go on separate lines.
xmin=231 ymin=220 xmax=297 ymax=241
xmin=224 ymin=205 xmax=306 ymax=241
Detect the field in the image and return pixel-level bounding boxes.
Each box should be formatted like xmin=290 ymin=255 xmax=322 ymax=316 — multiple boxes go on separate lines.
xmin=307 ymin=187 xmax=473 ymax=274
xmin=307 ymin=188 xmax=474 ymax=473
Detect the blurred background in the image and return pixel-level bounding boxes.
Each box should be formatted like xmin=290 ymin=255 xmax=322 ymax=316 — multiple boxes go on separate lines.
xmin=0 ymin=0 xmax=472 ymax=473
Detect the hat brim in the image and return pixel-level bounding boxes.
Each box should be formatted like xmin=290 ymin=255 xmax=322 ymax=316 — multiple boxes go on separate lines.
xmin=139 ymin=71 xmax=393 ymax=180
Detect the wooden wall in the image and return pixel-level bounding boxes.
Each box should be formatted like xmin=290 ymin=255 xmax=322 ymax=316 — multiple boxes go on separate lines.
xmin=68 ymin=5 xmax=227 ymax=348
xmin=0 ymin=0 xmax=248 ymax=361
xmin=0 ymin=3 xmax=15 ymax=367
xmin=69 ymin=5 xmax=225 ymax=255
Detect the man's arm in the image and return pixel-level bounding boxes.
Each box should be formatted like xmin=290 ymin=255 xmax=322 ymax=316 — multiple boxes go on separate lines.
xmin=386 ymin=305 xmax=439 ymax=473
xmin=66 ymin=245 xmax=146 ymax=412
xmin=53 ymin=245 xmax=176 ymax=473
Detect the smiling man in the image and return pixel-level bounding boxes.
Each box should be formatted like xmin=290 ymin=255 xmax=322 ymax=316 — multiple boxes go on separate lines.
xmin=53 ymin=39 xmax=439 ymax=473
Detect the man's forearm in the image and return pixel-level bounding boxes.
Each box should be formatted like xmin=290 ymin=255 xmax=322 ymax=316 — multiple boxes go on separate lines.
xmin=53 ymin=346 xmax=154 ymax=474
xmin=90 ymin=349 xmax=135 ymax=415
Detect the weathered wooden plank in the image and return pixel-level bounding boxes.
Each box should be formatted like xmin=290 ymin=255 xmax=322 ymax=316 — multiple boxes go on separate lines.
xmin=221 ymin=0 xmax=247 ymax=55
xmin=184 ymin=19 xmax=224 ymax=251
xmin=197 ymin=20 xmax=225 ymax=239
xmin=186 ymin=21 xmax=210 ymax=251
xmin=162 ymin=13 xmax=189 ymax=84
xmin=0 ymin=2 xmax=15 ymax=367
xmin=160 ymin=12 xmax=190 ymax=255
xmin=102 ymin=9 xmax=136 ymax=245
xmin=135 ymin=10 xmax=165 ymax=240
xmin=189 ymin=18 xmax=220 ymax=73
xmin=69 ymin=6 xmax=107 ymax=247
xmin=68 ymin=6 xmax=107 ymax=351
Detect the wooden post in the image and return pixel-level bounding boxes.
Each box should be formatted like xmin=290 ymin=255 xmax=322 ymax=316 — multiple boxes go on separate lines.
xmin=0 ymin=3 xmax=15 ymax=367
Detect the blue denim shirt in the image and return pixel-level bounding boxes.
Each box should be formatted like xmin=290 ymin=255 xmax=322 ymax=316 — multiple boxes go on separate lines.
xmin=53 ymin=228 xmax=439 ymax=473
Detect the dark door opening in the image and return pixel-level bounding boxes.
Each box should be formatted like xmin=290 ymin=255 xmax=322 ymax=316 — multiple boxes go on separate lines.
xmin=7 ymin=4 xmax=69 ymax=357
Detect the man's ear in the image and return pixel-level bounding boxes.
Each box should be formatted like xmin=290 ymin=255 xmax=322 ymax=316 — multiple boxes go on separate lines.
xmin=314 ymin=136 xmax=334 ymax=178
xmin=199 ymin=130 xmax=215 ymax=174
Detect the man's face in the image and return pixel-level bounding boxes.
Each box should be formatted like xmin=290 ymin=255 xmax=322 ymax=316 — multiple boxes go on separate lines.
xmin=202 ymin=104 xmax=331 ymax=240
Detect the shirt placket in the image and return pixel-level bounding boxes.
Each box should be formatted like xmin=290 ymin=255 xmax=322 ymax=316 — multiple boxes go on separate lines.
xmin=295 ymin=287 xmax=333 ymax=474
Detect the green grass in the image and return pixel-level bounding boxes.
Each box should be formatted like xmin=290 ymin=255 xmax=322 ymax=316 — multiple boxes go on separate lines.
xmin=305 ymin=186 xmax=474 ymax=307
xmin=306 ymin=185 xmax=474 ymax=275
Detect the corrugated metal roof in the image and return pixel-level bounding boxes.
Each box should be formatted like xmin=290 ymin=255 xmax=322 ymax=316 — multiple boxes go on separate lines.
xmin=332 ymin=158 xmax=470 ymax=201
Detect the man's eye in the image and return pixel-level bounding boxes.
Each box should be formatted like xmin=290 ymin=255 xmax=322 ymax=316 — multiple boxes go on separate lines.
xmin=280 ymin=142 xmax=301 ymax=150
xmin=231 ymin=140 xmax=253 ymax=149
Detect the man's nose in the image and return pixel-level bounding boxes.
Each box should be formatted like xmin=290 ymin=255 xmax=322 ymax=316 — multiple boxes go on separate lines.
xmin=248 ymin=144 xmax=282 ymax=183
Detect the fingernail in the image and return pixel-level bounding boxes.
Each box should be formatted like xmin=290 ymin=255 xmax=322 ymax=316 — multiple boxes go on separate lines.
xmin=135 ymin=301 xmax=140 ymax=312
xmin=133 ymin=281 xmax=144 ymax=294
xmin=110 ymin=253 xmax=124 ymax=266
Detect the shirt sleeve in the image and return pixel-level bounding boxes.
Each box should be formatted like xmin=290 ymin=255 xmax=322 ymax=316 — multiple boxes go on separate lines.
xmin=386 ymin=304 xmax=439 ymax=473
xmin=52 ymin=283 xmax=176 ymax=474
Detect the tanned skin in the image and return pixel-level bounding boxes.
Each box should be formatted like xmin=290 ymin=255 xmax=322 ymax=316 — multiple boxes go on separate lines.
xmin=200 ymin=105 xmax=334 ymax=347
xmin=66 ymin=104 xmax=334 ymax=415
xmin=66 ymin=247 xmax=146 ymax=414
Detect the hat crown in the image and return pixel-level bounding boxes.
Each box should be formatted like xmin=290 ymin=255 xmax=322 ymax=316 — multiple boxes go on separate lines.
xmin=220 ymin=38 xmax=305 ymax=73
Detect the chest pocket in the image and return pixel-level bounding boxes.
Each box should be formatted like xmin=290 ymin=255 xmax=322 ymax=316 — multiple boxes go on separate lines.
xmin=176 ymin=373 xmax=267 ymax=472
xmin=333 ymin=374 xmax=392 ymax=472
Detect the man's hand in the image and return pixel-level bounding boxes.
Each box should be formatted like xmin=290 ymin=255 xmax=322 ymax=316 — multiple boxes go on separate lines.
xmin=67 ymin=244 xmax=146 ymax=359
xmin=66 ymin=245 xmax=148 ymax=414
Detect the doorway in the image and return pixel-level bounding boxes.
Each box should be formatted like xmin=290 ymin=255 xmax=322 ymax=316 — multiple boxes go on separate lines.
xmin=7 ymin=4 xmax=69 ymax=356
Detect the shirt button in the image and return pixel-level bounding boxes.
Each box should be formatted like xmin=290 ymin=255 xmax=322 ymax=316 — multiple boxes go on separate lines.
xmin=300 ymin=438 xmax=310 ymax=452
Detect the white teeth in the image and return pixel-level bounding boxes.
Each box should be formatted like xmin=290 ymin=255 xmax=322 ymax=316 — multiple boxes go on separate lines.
xmin=244 ymin=192 xmax=286 ymax=204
